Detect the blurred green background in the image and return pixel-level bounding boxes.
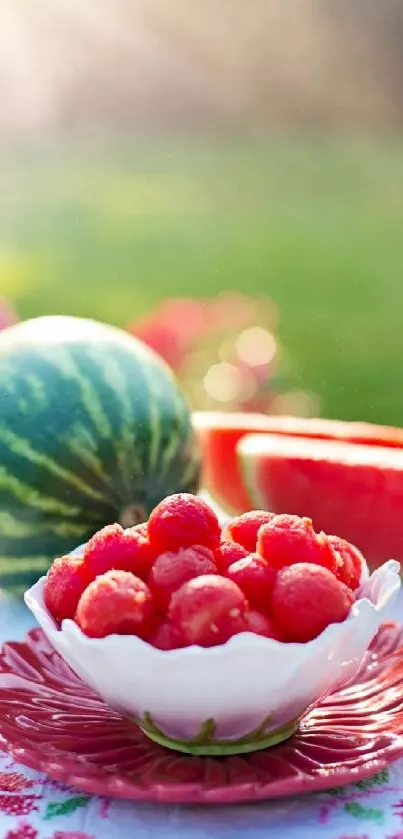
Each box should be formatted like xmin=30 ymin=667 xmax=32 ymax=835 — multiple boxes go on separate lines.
xmin=2 ymin=1 xmax=403 ymax=427
xmin=2 ymin=137 xmax=403 ymax=425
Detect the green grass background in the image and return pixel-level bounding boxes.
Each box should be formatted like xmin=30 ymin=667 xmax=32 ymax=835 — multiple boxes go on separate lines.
xmin=1 ymin=135 xmax=403 ymax=426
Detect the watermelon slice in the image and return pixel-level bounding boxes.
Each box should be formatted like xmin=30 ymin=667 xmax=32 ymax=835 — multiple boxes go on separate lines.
xmin=239 ymin=432 xmax=403 ymax=569
xmin=193 ymin=411 xmax=403 ymax=516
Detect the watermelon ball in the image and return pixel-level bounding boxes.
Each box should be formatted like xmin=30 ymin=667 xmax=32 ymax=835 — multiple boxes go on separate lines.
xmin=257 ymin=514 xmax=338 ymax=575
xmin=44 ymin=555 xmax=89 ymax=623
xmin=271 ymin=562 xmax=354 ymax=643
xmin=147 ymin=493 xmax=221 ymax=554
xmin=245 ymin=610 xmax=285 ymax=640
xmin=75 ymin=570 xmax=155 ymax=639
xmin=226 ymin=510 xmax=276 ymax=552
xmin=169 ymin=575 xmax=248 ymax=647
xmin=226 ymin=554 xmax=276 ymax=611
xmin=149 ymin=620 xmax=184 ymax=650
xmin=82 ymin=523 xmax=155 ymax=582
xmin=328 ymin=534 xmax=363 ymax=591
xmin=214 ymin=539 xmax=249 ymax=572
xmin=148 ymin=545 xmax=218 ymax=611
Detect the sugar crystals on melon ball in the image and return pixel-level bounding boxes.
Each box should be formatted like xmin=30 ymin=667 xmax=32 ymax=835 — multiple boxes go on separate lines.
xmin=214 ymin=540 xmax=249 ymax=572
xmin=133 ymin=523 xmax=148 ymax=538
xmin=226 ymin=511 xmax=276 ymax=552
xmin=147 ymin=493 xmax=221 ymax=554
xmin=44 ymin=554 xmax=89 ymax=622
xmin=169 ymin=575 xmax=248 ymax=647
xmin=75 ymin=570 xmax=155 ymax=639
xmin=226 ymin=554 xmax=276 ymax=611
xmin=257 ymin=514 xmax=338 ymax=575
xmin=148 ymin=545 xmax=218 ymax=611
xmin=328 ymin=534 xmax=363 ymax=591
xmin=82 ymin=523 xmax=155 ymax=582
xmin=271 ymin=562 xmax=354 ymax=643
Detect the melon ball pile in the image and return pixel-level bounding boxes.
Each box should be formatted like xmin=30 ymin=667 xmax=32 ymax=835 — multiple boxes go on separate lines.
xmin=43 ymin=493 xmax=364 ymax=648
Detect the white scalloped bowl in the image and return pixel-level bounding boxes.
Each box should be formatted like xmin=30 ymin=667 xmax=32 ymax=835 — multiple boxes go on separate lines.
xmin=24 ymin=557 xmax=400 ymax=756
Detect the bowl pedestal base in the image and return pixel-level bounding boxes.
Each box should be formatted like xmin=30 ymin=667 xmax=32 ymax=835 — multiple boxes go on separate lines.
xmin=132 ymin=712 xmax=301 ymax=756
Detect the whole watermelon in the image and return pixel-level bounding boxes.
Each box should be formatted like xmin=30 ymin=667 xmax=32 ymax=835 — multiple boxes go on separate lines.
xmin=0 ymin=316 xmax=200 ymax=594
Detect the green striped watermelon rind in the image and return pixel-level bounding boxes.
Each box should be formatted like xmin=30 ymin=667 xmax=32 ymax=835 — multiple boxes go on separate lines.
xmin=237 ymin=435 xmax=273 ymax=511
xmin=0 ymin=316 xmax=200 ymax=595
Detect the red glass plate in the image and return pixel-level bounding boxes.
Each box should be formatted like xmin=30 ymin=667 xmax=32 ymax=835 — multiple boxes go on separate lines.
xmin=0 ymin=623 xmax=403 ymax=804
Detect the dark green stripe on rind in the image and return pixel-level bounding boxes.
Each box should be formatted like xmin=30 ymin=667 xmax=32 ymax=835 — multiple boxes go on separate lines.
xmin=1 ymin=352 xmax=118 ymax=515
xmin=0 ymin=510 xmax=86 ymax=540
xmin=0 ymin=426 xmax=107 ymax=504
xmin=83 ymin=344 xmax=143 ymax=499
xmin=0 ymin=522 xmax=93 ymax=561
xmin=38 ymin=347 xmax=123 ymax=501
xmin=0 ymin=556 xmax=56 ymax=593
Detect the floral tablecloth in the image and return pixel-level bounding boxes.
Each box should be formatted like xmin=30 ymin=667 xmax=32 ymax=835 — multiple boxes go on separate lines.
xmin=0 ymin=590 xmax=403 ymax=839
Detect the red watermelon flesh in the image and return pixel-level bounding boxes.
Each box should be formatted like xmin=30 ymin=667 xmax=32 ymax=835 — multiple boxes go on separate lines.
xmin=239 ymin=432 xmax=403 ymax=569
xmin=193 ymin=411 xmax=403 ymax=516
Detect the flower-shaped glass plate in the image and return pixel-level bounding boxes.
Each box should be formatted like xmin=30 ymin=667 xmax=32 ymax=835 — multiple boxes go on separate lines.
xmin=0 ymin=622 xmax=402 ymax=804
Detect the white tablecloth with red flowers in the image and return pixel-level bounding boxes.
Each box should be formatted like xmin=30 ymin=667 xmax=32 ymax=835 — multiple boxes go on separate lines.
xmin=0 ymin=591 xmax=403 ymax=839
